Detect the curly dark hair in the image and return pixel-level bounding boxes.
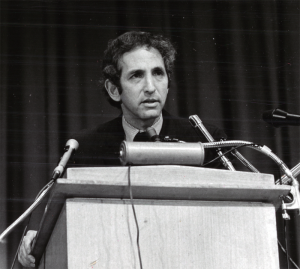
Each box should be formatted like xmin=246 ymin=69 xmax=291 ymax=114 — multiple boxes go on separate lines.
xmin=101 ymin=31 xmax=176 ymax=107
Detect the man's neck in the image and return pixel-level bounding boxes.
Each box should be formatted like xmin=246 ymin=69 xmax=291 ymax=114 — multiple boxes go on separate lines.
xmin=123 ymin=115 xmax=160 ymax=131
xmin=122 ymin=114 xmax=163 ymax=142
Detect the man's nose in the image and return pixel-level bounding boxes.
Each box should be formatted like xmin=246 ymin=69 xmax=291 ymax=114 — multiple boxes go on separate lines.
xmin=144 ymin=75 xmax=156 ymax=94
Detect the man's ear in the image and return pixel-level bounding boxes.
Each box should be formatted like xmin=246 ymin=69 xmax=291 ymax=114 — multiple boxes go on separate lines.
xmin=105 ymin=79 xmax=121 ymax=102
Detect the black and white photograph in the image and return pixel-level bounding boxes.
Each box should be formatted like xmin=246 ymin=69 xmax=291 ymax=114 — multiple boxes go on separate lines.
xmin=0 ymin=1 xmax=299 ymax=268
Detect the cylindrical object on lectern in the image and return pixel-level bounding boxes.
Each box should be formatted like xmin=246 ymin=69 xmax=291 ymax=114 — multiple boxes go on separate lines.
xmin=119 ymin=141 xmax=205 ymax=166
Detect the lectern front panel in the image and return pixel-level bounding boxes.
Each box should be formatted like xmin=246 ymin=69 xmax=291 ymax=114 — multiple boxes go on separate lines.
xmin=40 ymin=198 xmax=279 ymax=269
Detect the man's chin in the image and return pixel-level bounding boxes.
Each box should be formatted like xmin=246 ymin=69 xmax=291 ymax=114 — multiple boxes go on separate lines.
xmin=140 ymin=109 xmax=161 ymax=120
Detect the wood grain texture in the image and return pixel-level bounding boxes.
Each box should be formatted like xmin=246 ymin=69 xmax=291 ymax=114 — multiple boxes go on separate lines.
xmin=66 ymin=165 xmax=275 ymax=185
xmin=61 ymin=166 xmax=290 ymax=206
xmin=33 ymin=166 xmax=290 ymax=266
xmin=41 ymin=198 xmax=279 ymax=269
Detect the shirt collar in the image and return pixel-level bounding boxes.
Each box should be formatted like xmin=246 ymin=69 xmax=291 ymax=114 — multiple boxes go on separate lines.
xmin=122 ymin=114 xmax=163 ymax=142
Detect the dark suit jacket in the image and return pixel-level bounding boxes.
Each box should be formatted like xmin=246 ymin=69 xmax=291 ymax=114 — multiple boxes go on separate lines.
xmin=28 ymin=111 xmax=226 ymax=230
xmin=71 ymin=111 xmax=227 ymax=168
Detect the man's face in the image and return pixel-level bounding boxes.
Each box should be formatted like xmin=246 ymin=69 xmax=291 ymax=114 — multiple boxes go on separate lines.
xmin=118 ymin=46 xmax=169 ymax=129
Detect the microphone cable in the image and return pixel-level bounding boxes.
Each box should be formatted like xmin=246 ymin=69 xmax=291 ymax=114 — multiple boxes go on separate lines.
xmin=127 ymin=165 xmax=143 ymax=269
xmin=9 ymin=179 xmax=55 ymax=269
xmin=284 ymin=218 xmax=290 ymax=269
xmin=10 ymin=217 xmax=32 ymax=269
xmin=4 ymin=139 xmax=78 ymax=268
xmin=277 ymin=238 xmax=300 ymax=269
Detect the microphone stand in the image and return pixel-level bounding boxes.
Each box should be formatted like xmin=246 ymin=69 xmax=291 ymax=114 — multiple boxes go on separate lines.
xmin=189 ymin=115 xmax=236 ymax=171
xmin=5 ymin=179 xmax=55 ymax=269
xmin=0 ymin=139 xmax=79 ymax=269
xmin=0 ymin=139 xmax=79 ymax=242
xmin=0 ymin=179 xmax=55 ymax=242
xmin=229 ymin=147 xmax=260 ymax=173
xmin=189 ymin=115 xmax=259 ymax=172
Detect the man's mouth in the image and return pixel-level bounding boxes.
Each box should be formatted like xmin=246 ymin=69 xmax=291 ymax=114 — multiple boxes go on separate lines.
xmin=142 ymin=99 xmax=159 ymax=104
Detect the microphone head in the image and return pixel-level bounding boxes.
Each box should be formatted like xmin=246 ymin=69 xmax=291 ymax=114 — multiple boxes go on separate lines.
xmin=66 ymin=139 xmax=79 ymax=151
xmin=263 ymin=109 xmax=287 ymax=128
xmin=263 ymin=108 xmax=300 ymax=127
xmin=189 ymin=115 xmax=202 ymax=128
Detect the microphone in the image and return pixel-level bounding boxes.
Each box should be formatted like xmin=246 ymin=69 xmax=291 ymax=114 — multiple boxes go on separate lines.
xmin=189 ymin=115 xmax=236 ymax=171
xmin=119 ymin=141 xmax=204 ymax=166
xmin=51 ymin=139 xmax=79 ymax=180
xmin=262 ymin=108 xmax=300 ymax=127
xmin=0 ymin=139 xmax=79 ymax=243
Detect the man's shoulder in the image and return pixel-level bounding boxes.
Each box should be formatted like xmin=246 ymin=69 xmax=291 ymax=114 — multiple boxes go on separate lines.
xmin=72 ymin=116 xmax=123 ymax=140
xmin=161 ymin=111 xmax=226 ymax=142
xmin=71 ymin=115 xmax=124 ymax=154
xmin=69 ymin=116 xmax=124 ymax=167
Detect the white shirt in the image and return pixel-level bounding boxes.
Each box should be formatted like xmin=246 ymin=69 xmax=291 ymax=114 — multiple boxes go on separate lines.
xmin=122 ymin=114 xmax=163 ymax=141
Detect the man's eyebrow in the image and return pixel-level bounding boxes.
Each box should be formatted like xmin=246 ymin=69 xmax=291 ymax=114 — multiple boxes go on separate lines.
xmin=125 ymin=69 xmax=144 ymax=78
xmin=127 ymin=69 xmax=144 ymax=75
xmin=125 ymin=65 xmax=166 ymax=77
xmin=153 ymin=66 xmax=165 ymax=72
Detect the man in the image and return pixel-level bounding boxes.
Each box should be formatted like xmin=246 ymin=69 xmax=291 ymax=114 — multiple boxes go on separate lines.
xmin=68 ymin=31 xmax=225 ymax=167
xmin=18 ymin=31 xmax=226 ymax=267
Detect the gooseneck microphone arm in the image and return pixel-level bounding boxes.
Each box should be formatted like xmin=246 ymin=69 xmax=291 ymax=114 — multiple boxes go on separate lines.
xmin=276 ymin=162 xmax=300 ymax=185
xmin=202 ymin=140 xmax=300 ymax=214
xmin=189 ymin=115 xmax=236 ymax=171
xmin=0 ymin=139 xmax=79 ymax=242
xmin=202 ymin=141 xmax=291 ymax=177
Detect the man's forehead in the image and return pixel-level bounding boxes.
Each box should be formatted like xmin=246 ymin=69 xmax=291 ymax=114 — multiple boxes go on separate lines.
xmin=118 ymin=46 xmax=165 ymax=71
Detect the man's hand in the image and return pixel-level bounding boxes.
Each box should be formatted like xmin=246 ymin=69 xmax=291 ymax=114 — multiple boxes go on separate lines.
xmin=18 ymin=230 xmax=37 ymax=267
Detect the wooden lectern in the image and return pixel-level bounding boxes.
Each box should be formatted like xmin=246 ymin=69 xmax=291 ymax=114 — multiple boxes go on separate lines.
xmin=32 ymin=166 xmax=291 ymax=269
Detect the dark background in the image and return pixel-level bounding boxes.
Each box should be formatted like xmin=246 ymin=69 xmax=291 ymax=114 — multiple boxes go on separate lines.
xmin=1 ymin=1 xmax=299 ymax=268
